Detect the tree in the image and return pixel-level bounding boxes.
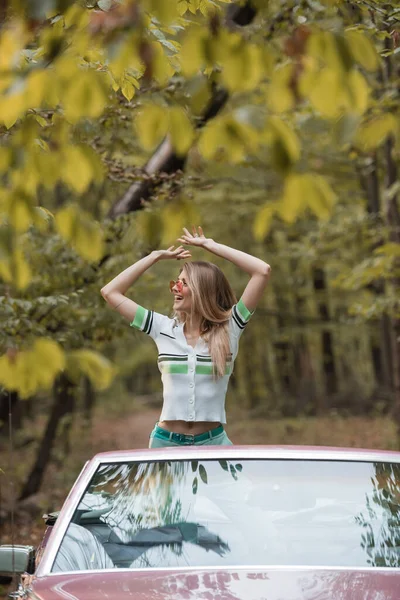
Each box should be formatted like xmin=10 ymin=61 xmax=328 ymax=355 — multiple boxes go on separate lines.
xmin=0 ymin=0 xmax=399 ymax=445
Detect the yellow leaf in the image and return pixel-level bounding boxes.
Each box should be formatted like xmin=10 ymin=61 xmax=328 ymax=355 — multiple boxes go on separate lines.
xmin=354 ymin=114 xmax=398 ymax=151
xmin=0 ymin=147 xmax=12 ymax=172
xmin=5 ymin=193 xmax=34 ymax=233
xmin=137 ymin=210 xmax=163 ymax=248
xmin=253 ymin=202 xmax=279 ymax=241
xmin=26 ymin=70 xmax=49 ymax=109
xmin=55 ymin=204 xmax=104 ymax=262
xmin=280 ymin=173 xmax=337 ymax=223
xmin=135 ymin=104 xmax=168 ymax=151
xmin=180 ymin=27 xmax=210 ymax=77
xmin=31 ymin=339 xmax=65 ymax=389
xmin=306 ymin=174 xmax=337 ymax=219
xmin=219 ymin=35 xmax=263 ymax=92
xmin=178 ymin=0 xmax=189 ymax=15
xmin=345 ymin=69 xmax=369 ymax=115
xmin=306 ymin=31 xmax=353 ymax=73
xmin=0 ymin=88 xmax=26 ymax=129
xmin=0 ymin=339 xmax=64 ymax=398
xmin=198 ymin=114 xmax=259 ymax=163
xmin=63 ymin=71 xmax=108 ymax=123
xmin=186 ymin=76 xmax=211 ymax=115
xmin=13 ymin=248 xmax=32 ymax=290
xmin=266 ymin=116 xmax=301 ymax=170
xmin=307 ymin=69 xmax=343 ymax=118
xmin=67 ymin=350 xmax=116 ymax=390
xmin=61 ymin=145 xmax=95 ymax=194
xmin=151 ymin=41 xmax=176 ymax=84
xmin=161 ymin=198 xmax=199 ymax=247
xmin=168 ymin=107 xmax=195 ymax=155
xmin=121 ymin=79 xmax=135 ymax=101
xmin=0 ymin=27 xmax=25 ymax=71
xmin=267 ymin=65 xmax=295 ymax=113
xmin=280 ymin=173 xmax=309 ymax=223
xmin=345 ymin=30 xmax=380 ymax=72
xmin=145 ymin=0 xmax=178 ymax=23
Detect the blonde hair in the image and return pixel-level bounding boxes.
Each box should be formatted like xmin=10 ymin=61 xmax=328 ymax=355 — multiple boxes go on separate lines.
xmin=174 ymin=261 xmax=237 ymax=378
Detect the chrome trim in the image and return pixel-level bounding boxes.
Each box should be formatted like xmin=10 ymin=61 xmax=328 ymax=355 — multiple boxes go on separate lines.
xmin=37 ymin=564 xmax=400 ymax=577
xmin=37 ymin=457 xmax=101 ymax=577
xmin=36 ymin=445 xmax=400 ymax=577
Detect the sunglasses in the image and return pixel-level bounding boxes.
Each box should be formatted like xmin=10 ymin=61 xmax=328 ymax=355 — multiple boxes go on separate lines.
xmin=169 ymin=279 xmax=184 ymax=293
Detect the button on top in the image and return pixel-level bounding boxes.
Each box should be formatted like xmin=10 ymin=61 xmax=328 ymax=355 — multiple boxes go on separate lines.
xmin=189 ymin=382 xmax=194 ymax=388
xmin=189 ymin=398 xmax=194 ymax=404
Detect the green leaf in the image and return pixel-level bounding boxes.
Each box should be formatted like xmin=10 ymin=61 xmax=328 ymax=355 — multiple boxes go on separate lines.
xmin=192 ymin=476 xmax=198 ymax=494
xmin=191 ymin=460 xmax=198 ymax=472
xmin=230 ymin=464 xmax=238 ymax=481
xmin=219 ymin=459 xmax=229 ymax=472
xmin=199 ymin=464 xmax=208 ymax=484
xmin=235 ymin=464 xmax=243 ymax=472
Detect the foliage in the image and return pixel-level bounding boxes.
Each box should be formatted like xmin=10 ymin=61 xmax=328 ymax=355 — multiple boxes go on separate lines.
xmin=0 ymin=0 xmax=398 ymax=403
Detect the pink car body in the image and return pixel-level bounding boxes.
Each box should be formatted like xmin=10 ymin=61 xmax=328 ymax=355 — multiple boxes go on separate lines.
xmin=19 ymin=446 xmax=400 ymax=599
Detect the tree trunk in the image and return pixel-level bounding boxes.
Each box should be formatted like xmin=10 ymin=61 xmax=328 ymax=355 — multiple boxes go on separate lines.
xmin=108 ymin=1 xmax=257 ymax=219
xmin=83 ymin=376 xmax=96 ymax=423
xmin=312 ymin=268 xmax=337 ymax=412
xmin=18 ymin=373 xmax=76 ymax=501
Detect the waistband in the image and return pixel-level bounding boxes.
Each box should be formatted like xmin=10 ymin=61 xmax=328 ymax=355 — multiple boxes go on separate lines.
xmin=154 ymin=424 xmax=224 ymax=444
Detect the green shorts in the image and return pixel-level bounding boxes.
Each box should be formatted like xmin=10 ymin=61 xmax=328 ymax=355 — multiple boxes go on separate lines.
xmin=149 ymin=423 xmax=233 ymax=448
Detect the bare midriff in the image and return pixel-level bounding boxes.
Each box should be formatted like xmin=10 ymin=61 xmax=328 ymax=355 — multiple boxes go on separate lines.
xmin=158 ymin=420 xmax=222 ymax=435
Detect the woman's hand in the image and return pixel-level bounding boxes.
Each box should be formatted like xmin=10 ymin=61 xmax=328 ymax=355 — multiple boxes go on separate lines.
xmin=155 ymin=246 xmax=192 ymax=261
xmin=177 ymin=226 xmax=212 ymax=248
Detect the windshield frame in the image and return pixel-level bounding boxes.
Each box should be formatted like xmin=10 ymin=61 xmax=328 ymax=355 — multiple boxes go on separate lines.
xmin=37 ymin=447 xmax=400 ymax=577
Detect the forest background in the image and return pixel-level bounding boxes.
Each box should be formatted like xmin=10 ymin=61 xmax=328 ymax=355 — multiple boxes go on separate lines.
xmin=0 ymin=0 xmax=399 ymax=563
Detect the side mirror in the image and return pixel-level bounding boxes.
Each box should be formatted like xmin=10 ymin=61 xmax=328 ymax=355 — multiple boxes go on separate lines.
xmin=0 ymin=545 xmax=35 ymax=576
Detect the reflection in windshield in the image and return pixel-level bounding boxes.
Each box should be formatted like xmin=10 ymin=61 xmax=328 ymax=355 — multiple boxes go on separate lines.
xmin=355 ymin=462 xmax=400 ymax=567
xmin=53 ymin=459 xmax=400 ymax=572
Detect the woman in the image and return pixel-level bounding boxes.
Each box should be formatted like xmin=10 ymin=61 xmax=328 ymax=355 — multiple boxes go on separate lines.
xmin=101 ymin=226 xmax=271 ymax=447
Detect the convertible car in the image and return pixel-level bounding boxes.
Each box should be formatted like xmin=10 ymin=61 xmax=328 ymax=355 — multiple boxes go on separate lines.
xmin=1 ymin=445 xmax=400 ymax=599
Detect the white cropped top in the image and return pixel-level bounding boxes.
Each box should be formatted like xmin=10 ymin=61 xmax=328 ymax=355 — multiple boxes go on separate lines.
xmin=130 ymin=298 xmax=254 ymax=424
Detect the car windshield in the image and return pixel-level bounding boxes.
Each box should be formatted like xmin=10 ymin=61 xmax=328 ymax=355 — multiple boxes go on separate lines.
xmin=52 ymin=458 xmax=400 ymax=572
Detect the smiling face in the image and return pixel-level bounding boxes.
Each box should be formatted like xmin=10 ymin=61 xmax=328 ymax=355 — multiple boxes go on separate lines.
xmin=171 ymin=268 xmax=193 ymax=314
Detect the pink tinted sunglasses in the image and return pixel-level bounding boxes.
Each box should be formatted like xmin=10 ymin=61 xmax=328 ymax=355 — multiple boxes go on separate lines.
xmin=169 ymin=279 xmax=184 ymax=293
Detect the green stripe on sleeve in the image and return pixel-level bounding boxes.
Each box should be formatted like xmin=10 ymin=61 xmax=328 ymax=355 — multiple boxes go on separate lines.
xmin=130 ymin=305 xmax=147 ymax=330
xmin=237 ymin=297 xmax=254 ymax=322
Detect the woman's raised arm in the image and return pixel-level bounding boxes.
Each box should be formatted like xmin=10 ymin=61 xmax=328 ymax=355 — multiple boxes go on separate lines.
xmin=100 ymin=246 xmax=191 ymax=321
xmin=177 ymin=227 xmax=271 ymax=312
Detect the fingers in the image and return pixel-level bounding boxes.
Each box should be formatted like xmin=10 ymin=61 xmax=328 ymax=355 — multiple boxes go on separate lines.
xmin=198 ymin=226 xmax=204 ymax=236
xmin=182 ymin=227 xmax=192 ymax=238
